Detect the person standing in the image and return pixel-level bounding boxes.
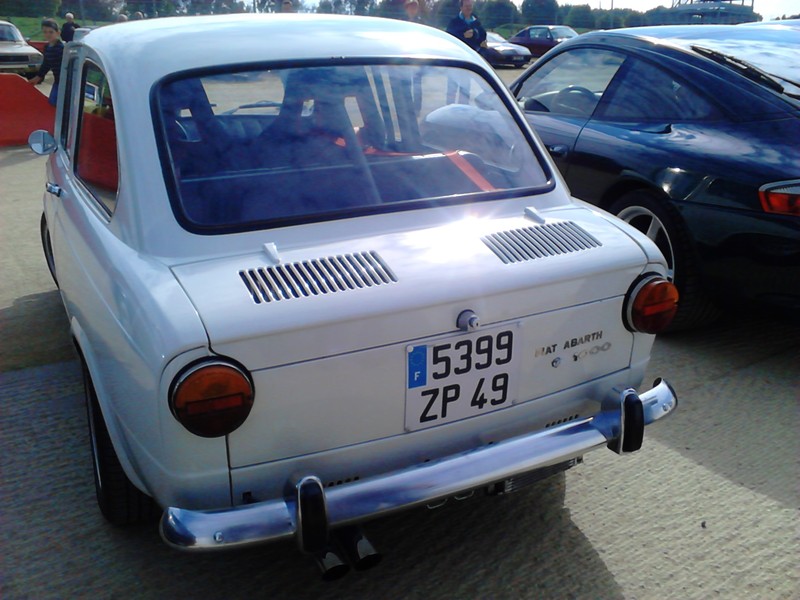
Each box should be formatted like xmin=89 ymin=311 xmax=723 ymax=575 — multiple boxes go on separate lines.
xmin=61 ymin=12 xmax=80 ymax=43
xmin=27 ymin=19 xmax=65 ymax=107
xmin=403 ymin=0 xmax=423 ymax=23
xmin=445 ymin=0 xmax=486 ymax=103
xmin=281 ymin=0 xmax=296 ymax=12
xmin=445 ymin=0 xmax=486 ymax=52
xmin=402 ymin=0 xmax=424 ymax=113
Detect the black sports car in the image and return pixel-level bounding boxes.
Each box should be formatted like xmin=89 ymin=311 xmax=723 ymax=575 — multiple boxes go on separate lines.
xmin=511 ymin=24 xmax=800 ymax=330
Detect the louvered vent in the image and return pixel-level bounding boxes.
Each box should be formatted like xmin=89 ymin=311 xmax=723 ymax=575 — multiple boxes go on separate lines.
xmin=482 ymin=222 xmax=601 ymax=264
xmin=240 ymin=251 xmax=397 ymax=304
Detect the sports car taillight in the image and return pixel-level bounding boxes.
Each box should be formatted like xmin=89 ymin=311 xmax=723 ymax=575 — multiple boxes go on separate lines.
xmin=759 ymin=181 xmax=800 ymax=216
xmin=170 ymin=360 xmax=254 ymax=438
xmin=624 ymin=275 xmax=679 ymax=334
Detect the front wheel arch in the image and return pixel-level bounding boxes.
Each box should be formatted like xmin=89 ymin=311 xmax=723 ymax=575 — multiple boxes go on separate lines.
xmin=40 ymin=213 xmax=58 ymax=288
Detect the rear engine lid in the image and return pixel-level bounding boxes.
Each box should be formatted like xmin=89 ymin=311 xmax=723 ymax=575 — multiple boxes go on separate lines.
xmin=171 ymin=206 xmax=650 ymax=372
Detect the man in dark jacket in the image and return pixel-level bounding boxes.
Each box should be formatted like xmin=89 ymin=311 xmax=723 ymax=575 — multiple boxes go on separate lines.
xmin=27 ymin=19 xmax=65 ymax=107
xmin=61 ymin=12 xmax=80 ymax=43
xmin=445 ymin=0 xmax=486 ymax=52
xmin=445 ymin=0 xmax=486 ymax=103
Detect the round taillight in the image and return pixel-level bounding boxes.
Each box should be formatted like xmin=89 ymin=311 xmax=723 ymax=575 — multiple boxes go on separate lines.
xmin=170 ymin=361 xmax=254 ymax=438
xmin=624 ymin=275 xmax=679 ymax=334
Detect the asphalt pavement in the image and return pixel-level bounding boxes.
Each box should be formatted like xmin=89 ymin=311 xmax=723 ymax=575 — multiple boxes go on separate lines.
xmin=0 ymin=71 xmax=798 ymax=598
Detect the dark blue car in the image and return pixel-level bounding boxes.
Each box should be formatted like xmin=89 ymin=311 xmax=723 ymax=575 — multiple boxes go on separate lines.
xmin=511 ymin=24 xmax=800 ymax=330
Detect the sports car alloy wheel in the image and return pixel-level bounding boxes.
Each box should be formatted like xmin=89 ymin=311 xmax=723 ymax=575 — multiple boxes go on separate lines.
xmin=610 ymin=190 xmax=718 ymax=331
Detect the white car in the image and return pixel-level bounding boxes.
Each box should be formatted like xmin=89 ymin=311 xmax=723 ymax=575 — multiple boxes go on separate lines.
xmin=0 ymin=20 xmax=42 ymax=75
xmin=29 ymin=14 xmax=677 ymax=578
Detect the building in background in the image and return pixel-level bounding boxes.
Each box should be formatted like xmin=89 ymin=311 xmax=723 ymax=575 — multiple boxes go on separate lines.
xmin=661 ymin=0 xmax=757 ymax=24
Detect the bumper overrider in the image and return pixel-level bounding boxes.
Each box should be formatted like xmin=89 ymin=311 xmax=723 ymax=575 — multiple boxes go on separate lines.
xmin=161 ymin=379 xmax=677 ymax=552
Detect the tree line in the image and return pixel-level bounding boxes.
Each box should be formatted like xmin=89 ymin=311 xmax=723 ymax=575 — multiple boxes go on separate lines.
xmin=3 ymin=0 xmax=788 ymax=29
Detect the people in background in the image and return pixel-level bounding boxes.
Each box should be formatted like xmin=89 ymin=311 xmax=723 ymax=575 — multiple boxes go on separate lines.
xmin=117 ymin=13 xmax=129 ymax=22
xmin=402 ymin=0 xmax=425 ymax=113
xmin=27 ymin=19 xmax=64 ymax=107
xmin=446 ymin=0 xmax=486 ymax=52
xmin=133 ymin=11 xmax=145 ymax=19
xmin=445 ymin=0 xmax=486 ymax=104
xmin=61 ymin=12 xmax=80 ymax=43
xmin=403 ymin=0 xmax=423 ymax=23
xmin=281 ymin=0 xmax=295 ymax=12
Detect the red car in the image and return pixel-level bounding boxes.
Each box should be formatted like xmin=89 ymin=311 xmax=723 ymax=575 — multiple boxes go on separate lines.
xmin=509 ymin=25 xmax=578 ymax=57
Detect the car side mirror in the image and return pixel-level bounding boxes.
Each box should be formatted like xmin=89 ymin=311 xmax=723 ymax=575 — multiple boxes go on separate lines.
xmin=28 ymin=130 xmax=57 ymax=155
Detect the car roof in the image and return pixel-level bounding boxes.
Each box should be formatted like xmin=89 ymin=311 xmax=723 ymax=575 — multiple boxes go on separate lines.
xmin=76 ymin=14 xmax=483 ymax=82
xmin=573 ymin=25 xmax=800 ymax=91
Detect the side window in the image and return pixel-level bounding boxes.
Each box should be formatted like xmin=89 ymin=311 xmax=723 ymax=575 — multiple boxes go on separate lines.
xmin=59 ymin=57 xmax=75 ymax=151
xmin=74 ymin=62 xmax=119 ymax=213
xmin=600 ymin=59 xmax=719 ymax=122
xmin=516 ymin=48 xmax=626 ymax=117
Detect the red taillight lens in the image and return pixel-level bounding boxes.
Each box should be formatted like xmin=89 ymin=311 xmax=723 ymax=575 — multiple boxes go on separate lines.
xmin=759 ymin=181 xmax=800 ymax=216
xmin=170 ymin=361 xmax=254 ymax=438
xmin=625 ymin=275 xmax=679 ymax=334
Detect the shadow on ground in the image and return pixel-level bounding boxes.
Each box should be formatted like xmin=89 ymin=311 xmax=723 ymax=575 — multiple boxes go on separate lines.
xmin=0 ymin=290 xmax=76 ymax=372
xmin=1 ymin=361 xmax=623 ymax=598
xmin=646 ymin=308 xmax=800 ymax=509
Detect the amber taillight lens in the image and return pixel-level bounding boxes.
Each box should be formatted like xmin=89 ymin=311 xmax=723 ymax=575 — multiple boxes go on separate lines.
xmin=759 ymin=181 xmax=800 ymax=216
xmin=624 ymin=275 xmax=679 ymax=334
xmin=170 ymin=361 xmax=254 ymax=438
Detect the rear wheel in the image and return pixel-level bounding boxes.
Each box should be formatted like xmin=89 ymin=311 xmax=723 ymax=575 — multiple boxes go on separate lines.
xmin=610 ymin=190 xmax=719 ymax=331
xmin=84 ymin=363 xmax=160 ymax=526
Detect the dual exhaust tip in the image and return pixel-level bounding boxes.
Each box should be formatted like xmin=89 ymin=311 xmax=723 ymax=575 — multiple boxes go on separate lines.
xmin=297 ymin=475 xmax=380 ymax=580
xmin=312 ymin=525 xmax=382 ymax=581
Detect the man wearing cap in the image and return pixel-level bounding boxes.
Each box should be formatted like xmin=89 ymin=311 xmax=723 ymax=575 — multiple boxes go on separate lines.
xmin=403 ymin=0 xmax=423 ymax=23
xmin=401 ymin=0 xmax=425 ymax=113
xmin=61 ymin=12 xmax=80 ymax=43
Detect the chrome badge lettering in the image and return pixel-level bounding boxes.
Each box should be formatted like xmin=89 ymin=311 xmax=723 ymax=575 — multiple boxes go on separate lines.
xmin=563 ymin=330 xmax=603 ymax=349
xmin=573 ymin=341 xmax=612 ymax=362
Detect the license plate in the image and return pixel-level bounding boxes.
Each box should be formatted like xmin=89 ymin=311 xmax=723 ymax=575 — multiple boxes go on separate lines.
xmin=405 ymin=325 xmax=520 ymax=431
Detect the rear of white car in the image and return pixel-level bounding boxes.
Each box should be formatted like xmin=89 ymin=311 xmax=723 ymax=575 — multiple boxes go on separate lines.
xmin=29 ymin=15 xmax=677 ymax=573
xmin=154 ymin=59 xmax=677 ymax=555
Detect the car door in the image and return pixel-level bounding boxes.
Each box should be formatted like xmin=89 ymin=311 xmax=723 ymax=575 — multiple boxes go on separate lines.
xmin=512 ymin=47 xmax=626 ymax=177
xmin=568 ymin=56 xmax=722 ymax=204
xmin=510 ymin=27 xmax=543 ymax=56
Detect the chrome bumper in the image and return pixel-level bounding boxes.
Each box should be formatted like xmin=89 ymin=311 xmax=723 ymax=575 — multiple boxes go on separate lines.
xmin=161 ymin=379 xmax=676 ymax=551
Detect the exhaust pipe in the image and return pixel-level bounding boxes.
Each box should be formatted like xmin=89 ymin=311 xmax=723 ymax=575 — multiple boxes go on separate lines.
xmin=333 ymin=525 xmax=382 ymax=571
xmin=312 ymin=546 xmax=350 ymax=581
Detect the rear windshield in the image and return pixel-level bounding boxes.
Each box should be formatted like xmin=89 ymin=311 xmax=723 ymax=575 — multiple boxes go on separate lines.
xmin=553 ymin=27 xmax=577 ymax=39
xmin=155 ymin=63 xmax=550 ymax=233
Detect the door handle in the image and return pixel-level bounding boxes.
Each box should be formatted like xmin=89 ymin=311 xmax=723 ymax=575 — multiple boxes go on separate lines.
xmin=547 ymin=144 xmax=569 ymax=159
xmin=45 ymin=182 xmax=62 ymax=197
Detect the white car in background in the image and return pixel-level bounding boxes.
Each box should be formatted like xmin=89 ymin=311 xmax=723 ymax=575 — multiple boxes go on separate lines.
xmin=0 ymin=20 xmax=42 ymax=76
xmin=29 ymin=14 xmax=677 ymax=579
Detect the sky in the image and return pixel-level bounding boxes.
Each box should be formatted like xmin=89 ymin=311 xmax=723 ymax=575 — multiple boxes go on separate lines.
xmin=559 ymin=1 xmax=800 ymax=21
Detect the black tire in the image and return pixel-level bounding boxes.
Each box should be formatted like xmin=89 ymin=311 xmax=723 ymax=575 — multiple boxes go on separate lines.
xmin=84 ymin=363 xmax=160 ymax=526
xmin=609 ymin=190 xmax=720 ymax=331
xmin=40 ymin=213 xmax=58 ymax=288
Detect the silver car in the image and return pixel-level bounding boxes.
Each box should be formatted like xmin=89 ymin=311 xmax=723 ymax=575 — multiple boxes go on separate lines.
xmin=0 ymin=20 xmax=42 ymax=75
xmin=29 ymin=14 xmax=677 ymax=578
